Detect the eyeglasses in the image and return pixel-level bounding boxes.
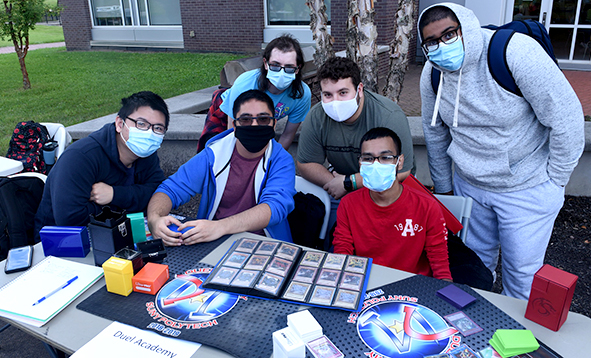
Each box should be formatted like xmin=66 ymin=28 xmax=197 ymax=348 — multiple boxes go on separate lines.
xmin=235 ymin=115 xmax=276 ymax=126
xmin=126 ymin=117 xmax=167 ymax=135
xmin=421 ymin=26 xmax=461 ymax=53
xmin=267 ymin=64 xmax=298 ymax=74
xmin=359 ymin=155 xmax=399 ymax=165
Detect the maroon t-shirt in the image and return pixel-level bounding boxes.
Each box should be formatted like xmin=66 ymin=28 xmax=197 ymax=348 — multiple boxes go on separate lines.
xmin=214 ymin=147 xmax=265 ymax=235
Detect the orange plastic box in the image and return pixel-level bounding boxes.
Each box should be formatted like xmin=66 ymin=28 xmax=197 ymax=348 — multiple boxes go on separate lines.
xmin=132 ymin=263 xmax=169 ymax=295
xmin=525 ymin=264 xmax=578 ymax=331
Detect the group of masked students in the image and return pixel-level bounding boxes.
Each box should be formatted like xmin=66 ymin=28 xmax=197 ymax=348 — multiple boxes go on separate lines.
xmin=34 ymin=4 xmax=585 ymax=301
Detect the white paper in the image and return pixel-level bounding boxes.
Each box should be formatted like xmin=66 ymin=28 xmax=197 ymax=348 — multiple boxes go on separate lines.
xmin=71 ymin=321 xmax=201 ymax=358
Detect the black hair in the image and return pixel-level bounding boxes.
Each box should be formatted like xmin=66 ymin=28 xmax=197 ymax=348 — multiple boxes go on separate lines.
xmin=359 ymin=127 xmax=402 ymax=155
xmin=232 ymin=89 xmax=275 ymax=118
xmin=257 ymin=34 xmax=305 ymax=99
xmin=117 ymin=91 xmax=170 ymax=128
xmin=317 ymin=57 xmax=361 ymax=88
xmin=419 ymin=6 xmax=460 ymax=39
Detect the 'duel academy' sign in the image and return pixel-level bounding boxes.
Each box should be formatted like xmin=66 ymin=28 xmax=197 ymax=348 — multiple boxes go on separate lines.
xmin=346 ymin=289 xmax=461 ymax=358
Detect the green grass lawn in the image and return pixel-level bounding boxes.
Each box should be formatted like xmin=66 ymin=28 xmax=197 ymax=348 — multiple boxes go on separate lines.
xmin=0 ymin=25 xmax=64 ymax=48
xmin=0 ymin=47 xmax=244 ymax=154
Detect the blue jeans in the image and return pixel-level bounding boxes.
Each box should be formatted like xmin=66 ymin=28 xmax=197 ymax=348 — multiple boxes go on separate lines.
xmin=453 ymin=174 xmax=565 ymax=300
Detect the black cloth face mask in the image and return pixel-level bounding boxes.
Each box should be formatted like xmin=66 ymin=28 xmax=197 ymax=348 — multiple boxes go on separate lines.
xmin=234 ymin=125 xmax=276 ymax=153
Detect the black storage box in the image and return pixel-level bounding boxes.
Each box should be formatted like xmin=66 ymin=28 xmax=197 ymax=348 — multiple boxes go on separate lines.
xmin=88 ymin=207 xmax=134 ymax=267
xmin=136 ymin=239 xmax=167 ymax=263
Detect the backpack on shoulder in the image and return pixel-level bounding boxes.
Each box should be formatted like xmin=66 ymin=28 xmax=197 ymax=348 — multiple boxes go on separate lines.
xmin=0 ymin=176 xmax=45 ymax=261
xmin=431 ymin=19 xmax=558 ymax=97
xmin=6 ymin=121 xmax=51 ymax=174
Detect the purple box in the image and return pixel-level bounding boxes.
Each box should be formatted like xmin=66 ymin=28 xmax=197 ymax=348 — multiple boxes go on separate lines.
xmin=40 ymin=226 xmax=90 ymax=257
xmin=437 ymin=284 xmax=476 ymax=309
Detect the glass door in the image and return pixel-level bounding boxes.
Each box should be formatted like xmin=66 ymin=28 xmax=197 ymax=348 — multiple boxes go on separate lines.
xmin=540 ymin=0 xmax=591 ymax=62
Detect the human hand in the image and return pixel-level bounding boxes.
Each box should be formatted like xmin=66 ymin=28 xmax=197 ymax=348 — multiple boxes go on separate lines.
xmin=90 ymin=182 xmax=114 ymax=205
xmin=323 ymin=173 xmax=348 ymax=200
xmin=148 ymin=215 xmax=183 ymax=246
xmin=178 ymin=220 xmax=226 ymax=245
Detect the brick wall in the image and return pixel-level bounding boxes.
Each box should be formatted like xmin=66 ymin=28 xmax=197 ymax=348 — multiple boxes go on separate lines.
xmin=180 ymin=0 xmax=264 ymax=53
xmin=60 ymin=0 xmax=92 ymax=51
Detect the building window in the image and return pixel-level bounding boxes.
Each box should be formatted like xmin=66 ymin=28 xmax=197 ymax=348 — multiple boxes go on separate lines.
xmin=267 ymin=0 xmax=331 ymax=26
xmin=90 ymin=0 xmax=181 ymax=26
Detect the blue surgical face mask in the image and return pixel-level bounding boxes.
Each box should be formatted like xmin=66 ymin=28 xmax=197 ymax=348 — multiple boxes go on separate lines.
xmin=266 ymin=68 xmax=296 ymax=90
xmin=427 ymin=37 xmax=465 ymax=71
xmin=121 ymin=122 xmax=164 ymax=158
xmin=360 ymin=160 xmax=398 ymax=192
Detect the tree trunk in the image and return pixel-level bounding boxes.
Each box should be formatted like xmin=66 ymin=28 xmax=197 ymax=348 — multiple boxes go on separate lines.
xmin=383 ymin=0 xmax=417 ymax=102
xmin=347 ymin=0 xmax=378 ymax=92
xmin=307 ymin=0 xmax=334 ymax=70
xmin=3 ymin=0 xmax=32 ymax=90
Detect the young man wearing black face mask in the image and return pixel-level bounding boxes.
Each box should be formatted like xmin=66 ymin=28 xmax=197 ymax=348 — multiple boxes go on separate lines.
xmin=148 ymin=90 xmax=296 ymax=245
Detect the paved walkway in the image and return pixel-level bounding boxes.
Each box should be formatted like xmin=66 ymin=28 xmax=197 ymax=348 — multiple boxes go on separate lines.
xmin=0 ymin=41 xmax=65 ymax=54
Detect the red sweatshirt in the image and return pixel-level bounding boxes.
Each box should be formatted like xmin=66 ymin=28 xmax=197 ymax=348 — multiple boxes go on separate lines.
xmin=334 ymin=185 xmax=452 ymax=280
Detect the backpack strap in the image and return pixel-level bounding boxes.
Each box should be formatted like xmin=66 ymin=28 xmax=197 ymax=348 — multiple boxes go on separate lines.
xmin=487 ymin=28 xmax=521 ymax=96
xmin=431 ymin=67 xmax=441 ymax=94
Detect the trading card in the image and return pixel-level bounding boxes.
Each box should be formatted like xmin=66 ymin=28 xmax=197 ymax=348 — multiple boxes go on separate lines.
xmin=276 ymin=243 xmax=299 ymax=260
xmin=448 ymin=344 xmax=479 ymax=358
xmin=255 ymin=272 xmax=284 ymax=295
xmin=300 ymin=251 xmax=324 ymax=267
xmin=210 ymin=267 xmax=238 ymax=285
xmin=339 ymin=272 xmax=363 ymax=290
xmin=292 ymin=266 xmax=318 ymax=283
xmin=282 ymin=281 xmax=311 ymax=301
xmin=344 ymin=256 xmax=368 ymax=273
xmin=316 ymin=268 xmax=341 ymax=286
xmin=234 ymin=238 xmax=260 ymax=253
xmin=444 ymin=311 xmax=483 ymax=336
xmin=255 ymin=241 xmax=279 ymax=255
xmin=306 ymin=335 xmax=344 ymax=358
xmin=308 ymin=286 xmax=336 ymax=305
xmin=244 ymin=254 xmax=271 ymax=270
xmin=333 ymin=289 xmax=360 ymax=309
xmin=323 ymin=253 xmax=346 ymax=270
xmin=266 ymin=257 xmax=292 ymax=276
xmin=223 ymin=252 xmax=249 ymax=268
xmin=230 ymin=269 xmax=259 ymax=287
xmin=478 ymin=347 xmax=502 ymax=358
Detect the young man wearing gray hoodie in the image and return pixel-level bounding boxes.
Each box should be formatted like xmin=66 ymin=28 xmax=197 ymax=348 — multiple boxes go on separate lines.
xmin=418 ymin=3 xmax=584 ymax=299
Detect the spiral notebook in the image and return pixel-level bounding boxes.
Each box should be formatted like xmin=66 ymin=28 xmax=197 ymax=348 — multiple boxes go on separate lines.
xmin=0 ymin=256 xmax=104 ymax=327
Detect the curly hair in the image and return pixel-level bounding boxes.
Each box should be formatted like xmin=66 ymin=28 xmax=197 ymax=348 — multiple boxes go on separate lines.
xmin=317 ymin=57 xmax=361 ymax=88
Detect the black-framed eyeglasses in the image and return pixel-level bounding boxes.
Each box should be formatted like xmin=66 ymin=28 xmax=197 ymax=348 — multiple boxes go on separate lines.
xmin=234 ymin=115 xmax=276 ymax=126
xmin=268 ymin=64 xmax=298 ymax=74
xmin=126 ymin=117 xmax=167 ymax=135
xmin=359 ymin=155 xmax=399 ymax=165
xmin=421 ymin=26 xmax=461 ymax=53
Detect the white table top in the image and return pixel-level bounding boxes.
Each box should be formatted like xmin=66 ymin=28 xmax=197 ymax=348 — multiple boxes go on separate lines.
xmin=1 ymin=234 xmax=590 ymax=357
xmin=0 ymin=156 xmax=23 ymax=176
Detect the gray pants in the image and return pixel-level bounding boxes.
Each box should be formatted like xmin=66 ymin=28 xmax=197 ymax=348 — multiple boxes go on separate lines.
xmin=454 ymin=174 xmax=565 ymax=300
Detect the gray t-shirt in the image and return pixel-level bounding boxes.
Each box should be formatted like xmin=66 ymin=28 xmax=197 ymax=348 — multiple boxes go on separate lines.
xmin=297 ymin=90 xmax=414 ymax=175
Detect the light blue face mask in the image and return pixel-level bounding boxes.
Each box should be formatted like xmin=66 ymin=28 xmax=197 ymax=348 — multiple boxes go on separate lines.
xmin=266 ymin=68 xmax=296 ymax=90
xmin=427 ymin=37 xmax=465 ymax=71
xmin=360 ymin=160 xmax=398 ymax=193
xmin=122 ymin=122 xmax=163 ymax=158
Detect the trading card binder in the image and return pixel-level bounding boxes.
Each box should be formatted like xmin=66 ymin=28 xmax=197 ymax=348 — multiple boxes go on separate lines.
xmin=202 ymin=238 xmax=372 ymax=312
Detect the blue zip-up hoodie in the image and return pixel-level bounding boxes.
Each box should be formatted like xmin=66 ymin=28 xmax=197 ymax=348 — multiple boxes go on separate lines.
xmin=155 ymin=129 xmax=296 ymax=242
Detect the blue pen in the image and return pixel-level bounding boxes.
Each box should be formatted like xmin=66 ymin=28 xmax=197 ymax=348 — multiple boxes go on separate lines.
xmin=32 ymin=276 xmax=79 ymax=306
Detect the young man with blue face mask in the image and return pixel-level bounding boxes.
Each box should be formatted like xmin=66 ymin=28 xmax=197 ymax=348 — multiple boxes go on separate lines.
xmin=419 ymin=4 xmax=585 ymax=299
xmin=333 ymin=127 xmax=452 ymax=280
xmin=35 ymin=91 xmax=169 ymax=236
xmin=297 ymin=57 xmax=415 ymax=240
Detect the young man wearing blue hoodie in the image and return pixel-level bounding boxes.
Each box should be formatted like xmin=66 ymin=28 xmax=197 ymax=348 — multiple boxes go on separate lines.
xmin=148 ymin=90 xmax=295 ymax=246
xmin=35 ymin=91 xmax=169 ymax=236
xmin=419 ymin=3 xmax=585 ymax=299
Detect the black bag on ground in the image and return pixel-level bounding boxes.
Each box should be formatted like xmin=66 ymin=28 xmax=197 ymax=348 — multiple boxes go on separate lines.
xmin=447 ymin=232 xmax=494 ymax=291
xmin=6 ymin=121 xmax=51 ymax=174
xmin=288 ymin=192 xmax=325 ymax=250
xmin=0 ymin=176 xmax=45 ymax=261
